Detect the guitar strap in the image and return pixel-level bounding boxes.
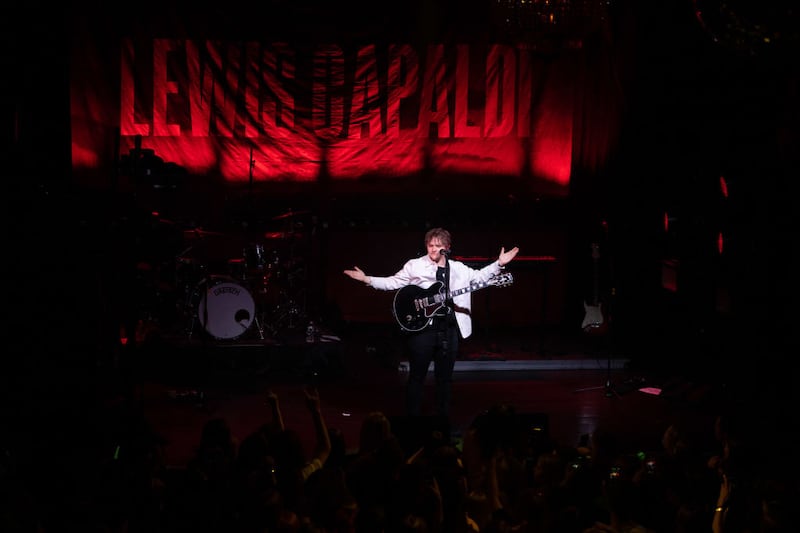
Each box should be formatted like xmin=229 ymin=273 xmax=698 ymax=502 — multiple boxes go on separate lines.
xmin=435 ymin=266 xmax=455 ymax=327
xmin=436 ymin=267 xmax=448 ymax=309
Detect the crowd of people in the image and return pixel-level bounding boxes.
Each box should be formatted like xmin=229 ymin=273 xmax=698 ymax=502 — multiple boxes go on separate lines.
xmin=1 ymin=383 xmax=794 ymax=533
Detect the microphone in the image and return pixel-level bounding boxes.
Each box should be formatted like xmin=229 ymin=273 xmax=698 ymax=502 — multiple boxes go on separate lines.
xmin=440 ymin=249 xmax=450 ymax=256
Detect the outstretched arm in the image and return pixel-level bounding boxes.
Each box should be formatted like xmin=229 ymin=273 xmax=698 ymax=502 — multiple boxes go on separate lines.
xmin=265 ymin=389 xmax=285 ymax=431
xmin=344 ymin=266 xmax=370 ymax=284
xmin=305 ymin=386 xmax=331 ymax=467
xmin=498 ymin=246 xmax=519 ymax=267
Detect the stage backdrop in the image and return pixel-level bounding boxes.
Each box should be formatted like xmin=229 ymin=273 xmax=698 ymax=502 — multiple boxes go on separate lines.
xmin=68 ymin=1 xmax=628 ymax=195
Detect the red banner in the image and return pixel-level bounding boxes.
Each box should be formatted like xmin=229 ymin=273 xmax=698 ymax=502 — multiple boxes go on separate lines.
xmin=68 ymin=8 xmax=625 ymax=194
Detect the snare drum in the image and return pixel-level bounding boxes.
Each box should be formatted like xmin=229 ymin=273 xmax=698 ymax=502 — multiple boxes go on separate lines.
xmin=196 ymin=276 xmax=256 ymax=340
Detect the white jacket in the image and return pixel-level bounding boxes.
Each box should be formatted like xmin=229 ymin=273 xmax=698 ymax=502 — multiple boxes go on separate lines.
xmin=367 ymin=255 xmax=504 ymax=339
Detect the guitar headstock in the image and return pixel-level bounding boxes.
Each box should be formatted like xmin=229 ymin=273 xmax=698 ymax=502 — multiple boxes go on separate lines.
xmin=489 ymin=272 xmax=514 ymax=287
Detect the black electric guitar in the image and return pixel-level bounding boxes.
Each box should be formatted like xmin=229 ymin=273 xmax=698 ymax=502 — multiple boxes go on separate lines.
xmin=393 ymin=273 xmax=514 ymax=332
xmin=582 ymin=242 xmax=609 ymax=335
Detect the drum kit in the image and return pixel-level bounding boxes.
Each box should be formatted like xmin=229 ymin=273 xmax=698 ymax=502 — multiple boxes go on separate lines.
xmin=163 ymin=210 xmax=310 ymax=342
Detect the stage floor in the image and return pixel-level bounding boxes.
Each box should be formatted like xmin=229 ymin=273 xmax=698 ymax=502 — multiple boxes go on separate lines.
xmin=121 ymin=322 xmax=739 ymax=469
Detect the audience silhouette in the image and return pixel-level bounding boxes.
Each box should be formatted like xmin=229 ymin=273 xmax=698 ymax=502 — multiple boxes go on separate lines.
xmin=1 ymin=380 xmax=795 ymax=533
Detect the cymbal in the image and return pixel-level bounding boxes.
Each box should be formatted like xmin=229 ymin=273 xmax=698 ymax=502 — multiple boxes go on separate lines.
xmin=264 ymin=231 xmax=303 ymax=240
xmin=183 ymin=227 xmax=225 ymax=238
xmin=272 ymin=209 xmax=310 ymax=220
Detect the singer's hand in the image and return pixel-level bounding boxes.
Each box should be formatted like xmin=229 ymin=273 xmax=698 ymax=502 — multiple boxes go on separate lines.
xmin=498 ymin=246 xmax=519 ymax=267
xmin=344 ymin=266 xmax=366 ymax=282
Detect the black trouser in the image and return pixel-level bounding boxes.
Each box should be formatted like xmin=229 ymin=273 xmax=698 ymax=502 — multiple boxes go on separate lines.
xmin=405 ymin=322 xmax=459 ymax=417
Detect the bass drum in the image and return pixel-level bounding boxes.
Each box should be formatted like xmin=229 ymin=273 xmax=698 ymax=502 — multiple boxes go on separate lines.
xmin=196 ymin=276 xmax=256 ymax=340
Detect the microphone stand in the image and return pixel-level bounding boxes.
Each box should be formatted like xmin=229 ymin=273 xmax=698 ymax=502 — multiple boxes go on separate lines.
xmin=441 ymin=250 xmax=451 ymax=302
xmin=442 ymin=251 xmax=452 ymax=360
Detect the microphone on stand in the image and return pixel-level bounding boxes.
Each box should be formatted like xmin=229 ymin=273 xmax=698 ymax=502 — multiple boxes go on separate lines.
xmin=440 ymin=249 xmax=452 ymax=303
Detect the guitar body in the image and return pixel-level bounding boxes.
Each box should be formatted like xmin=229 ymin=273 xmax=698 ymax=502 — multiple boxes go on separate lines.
xmin=392 ymin=282 xmax=445 ymax=332
xmin=392 ymin=273 xmax=514 ymax=332
xmin=582 ymin=301 xmax=608 ymax=335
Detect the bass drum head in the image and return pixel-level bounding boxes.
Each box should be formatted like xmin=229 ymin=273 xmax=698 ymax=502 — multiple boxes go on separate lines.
xmin=197 ymin=276 xmax=255 ymax=340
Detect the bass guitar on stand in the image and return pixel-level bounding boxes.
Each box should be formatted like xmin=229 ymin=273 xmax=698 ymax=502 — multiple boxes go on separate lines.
xmin=393 ymin=273 xmax=514 ymax=332
xmin=582 ymin=242 xmax=609 ymax=335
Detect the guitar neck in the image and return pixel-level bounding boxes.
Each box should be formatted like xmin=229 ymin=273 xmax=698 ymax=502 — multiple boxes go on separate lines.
xmin=591 ymin=258 xmax=600 ymax=304
xmin=589 ymin=243 xmax=601 ymax=305
xmin=434 ymin=279 xmax=492 ymax=302
xmin=394 ymin=273 xmax=512 ymax=332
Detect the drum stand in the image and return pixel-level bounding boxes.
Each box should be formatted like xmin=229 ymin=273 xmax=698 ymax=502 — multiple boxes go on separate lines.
xmin=255 ymin=290 xmax=307 ymax=339
xmin=253 ymin=315 xmax=265 ymax=340
xmin=183 ymin=283 xmax=200 ymax=339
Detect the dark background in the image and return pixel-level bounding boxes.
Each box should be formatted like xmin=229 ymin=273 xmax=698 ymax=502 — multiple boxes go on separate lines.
xmin=3 ymin=1 xmax=798 ymax=399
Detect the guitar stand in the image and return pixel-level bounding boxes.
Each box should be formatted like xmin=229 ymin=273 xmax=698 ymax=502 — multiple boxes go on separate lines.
xmin=573 ymin=353 xmax=619 ymax=398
